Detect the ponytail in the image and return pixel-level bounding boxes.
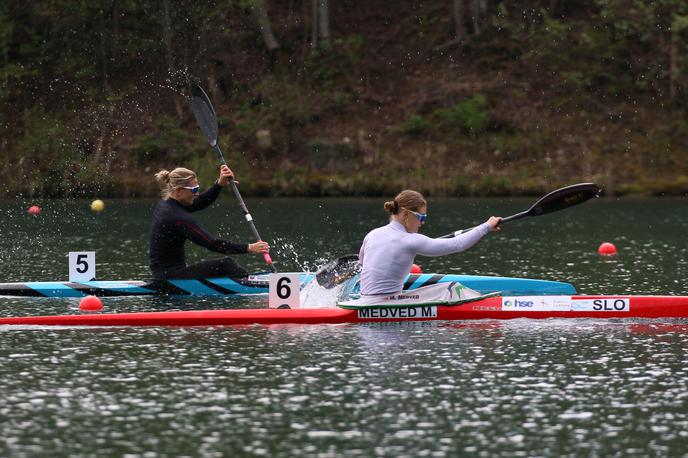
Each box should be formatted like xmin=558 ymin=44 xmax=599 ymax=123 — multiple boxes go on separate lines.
xmin=384 ymin=190 xmax=426 ymax=215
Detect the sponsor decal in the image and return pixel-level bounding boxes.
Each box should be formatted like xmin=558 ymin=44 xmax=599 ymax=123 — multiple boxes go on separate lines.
xmin=471 ymin=305 xmax=500 ymax=311
xmin=357 ymin=306 xmax=437 ymax=319
xmin=502 ymin=296 xmax=572 ymax=312
xmin=571 ymin=298 xmax=630 ymax=312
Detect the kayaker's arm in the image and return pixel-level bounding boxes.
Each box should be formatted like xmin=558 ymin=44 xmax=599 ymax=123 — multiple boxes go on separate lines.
xmin=414 ymin=223 xmax=491 ymax=257
xmin=174 ymin=220 xmax=248 ymax=255
xmin=184 ymin=183 xmax=223 ymax=213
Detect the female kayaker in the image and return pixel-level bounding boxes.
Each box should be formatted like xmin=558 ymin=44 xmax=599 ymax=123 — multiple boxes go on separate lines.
xmin=149 ymin=165 xmax=269 ymax=279
xmin=359 ymin=189 xmax=501 ymax=296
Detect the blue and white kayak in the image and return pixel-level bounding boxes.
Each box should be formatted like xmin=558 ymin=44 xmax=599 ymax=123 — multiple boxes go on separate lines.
xmin=0 ymin=272 xmax=576 ymax=298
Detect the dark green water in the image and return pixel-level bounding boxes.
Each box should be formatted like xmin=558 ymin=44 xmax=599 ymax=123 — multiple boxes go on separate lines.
xmin=1 ymin=196 xmax=688 ymax=456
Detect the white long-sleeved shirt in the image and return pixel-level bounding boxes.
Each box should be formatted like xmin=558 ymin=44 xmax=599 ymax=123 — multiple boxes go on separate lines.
xmin=358 ymin=220 xmax=491 ymax=295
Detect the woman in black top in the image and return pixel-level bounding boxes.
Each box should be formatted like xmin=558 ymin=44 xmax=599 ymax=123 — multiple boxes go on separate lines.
xmin=149 ymin=165 xmax=270 ymax=279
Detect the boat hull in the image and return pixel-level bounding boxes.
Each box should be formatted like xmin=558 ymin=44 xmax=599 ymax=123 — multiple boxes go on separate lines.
xmin=0 ymin=273 xmax=576 ymax=298
xmin=1 ymin=296 xmax=687 ymax=326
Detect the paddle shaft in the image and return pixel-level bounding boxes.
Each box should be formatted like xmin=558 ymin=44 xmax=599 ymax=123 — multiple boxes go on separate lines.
xmin=212 ymin=143 xmax=275 ymax=271
xmin=191 ymin=84 xmax=275 ymax=272
xmin=440 ymin=183 xmax=600 ymax=239
xmin=440 ymin=212 xmax=523 ymax=238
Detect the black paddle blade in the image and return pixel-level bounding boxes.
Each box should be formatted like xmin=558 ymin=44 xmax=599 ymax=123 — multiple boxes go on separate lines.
xmin=190 ymin=84 xmax=218 ymax=145
xmin=315 ymin=255 xmax=361 ymax=289
xmin=526 ymin=182 xmax=600 ymax=217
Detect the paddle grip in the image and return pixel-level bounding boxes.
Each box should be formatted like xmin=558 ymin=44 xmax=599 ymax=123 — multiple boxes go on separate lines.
xmin=263 ymin=253 xmax=276 ymax=271
xmin=500 ymin=211 xmax=528 ymax=224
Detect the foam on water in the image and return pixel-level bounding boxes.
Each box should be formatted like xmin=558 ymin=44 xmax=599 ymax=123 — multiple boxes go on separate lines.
xmin=299 ymin=279 xmax=349 ymax=309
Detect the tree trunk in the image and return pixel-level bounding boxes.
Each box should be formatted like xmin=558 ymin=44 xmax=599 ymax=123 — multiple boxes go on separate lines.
xmin=478 ymin=0 xmax=487 ymax=15
xmin=99 ymin=12 xmax=109 ymax=94
xmin=94 ymin=8 xmax=109 ymax=166
xmin=253 ymin=0 xmax=280 ymax=51
xmin=318 ymin=0 xmax=330 ymax=43
xmin=162 ymin=0 xmax=183 ymax=118
xmin=669 ymin=27 xmax=678 ymax=100
xmin=471 ymin=0 xmax=480 ymax=34
xmin=453 ymin=0 xmax=465 ymax=41
xmin=311 ymin=0 xmax=318 ymax=47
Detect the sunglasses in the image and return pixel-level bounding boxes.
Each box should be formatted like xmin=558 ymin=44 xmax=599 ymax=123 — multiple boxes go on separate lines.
xmin=181 ymin=185 xmax=200 ymax=194
xmin=406 ymin=209 xmax=428 ymax=223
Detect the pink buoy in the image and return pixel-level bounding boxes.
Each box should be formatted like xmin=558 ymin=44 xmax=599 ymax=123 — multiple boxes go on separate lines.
xmin=79 ymin=295 xmax=103 ymax=312
xmin=28 ymin=205 xmax=41 ymax=216
xmin=597 ymin=242 xmax=617 ymax=256
xmin=410 ymin=264 xmax=423 ymax=274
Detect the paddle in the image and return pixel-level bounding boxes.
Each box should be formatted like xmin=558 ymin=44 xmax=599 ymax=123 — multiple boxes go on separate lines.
xmin=314 ymin=255 xmax=360 ymax=288
xmin=190 ymin=84 xmax=276 ymax=272
xmin=440 ymin=182 xmax=601 ymax=238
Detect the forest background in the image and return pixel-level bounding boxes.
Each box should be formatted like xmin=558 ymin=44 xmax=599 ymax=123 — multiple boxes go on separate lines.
xmin=1 ymin=0 xmax=688 ymax=198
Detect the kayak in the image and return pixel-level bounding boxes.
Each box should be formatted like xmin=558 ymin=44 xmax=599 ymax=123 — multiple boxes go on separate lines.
xmin=1 ymin=295 xmax=687 ymax=326
xmin=0 ymin=273 xmax=576 ymax=298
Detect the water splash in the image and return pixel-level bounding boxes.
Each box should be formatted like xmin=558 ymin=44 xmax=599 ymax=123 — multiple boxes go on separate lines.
xmin=299 ymin=280 xmax=348 ymax=309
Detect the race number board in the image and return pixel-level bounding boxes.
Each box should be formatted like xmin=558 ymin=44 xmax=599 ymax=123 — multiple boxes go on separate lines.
xmin=269 ymin=273 xmax=300 ymax=309
xmin=68 ymin=251 xmax=96 ymax=282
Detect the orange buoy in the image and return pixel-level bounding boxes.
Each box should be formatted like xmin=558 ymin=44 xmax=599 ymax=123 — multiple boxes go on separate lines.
xmin=79 ymin=295 xmax=103 ymax=312
xmin=597 ymin=242 xmax=617 ymax=256
xmin=28 ymin=205 xmax=41 ymax=216
xmin=410 ymin=264 xmax=423 ymax=274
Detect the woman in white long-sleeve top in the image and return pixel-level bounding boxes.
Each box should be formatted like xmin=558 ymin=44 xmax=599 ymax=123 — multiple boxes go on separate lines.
xmin=358 ymin=189 xmax=501 ymax=296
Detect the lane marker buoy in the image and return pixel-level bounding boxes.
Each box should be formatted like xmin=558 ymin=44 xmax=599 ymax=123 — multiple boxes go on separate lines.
xmin=90 ymin=199 xmax=105 ymax=212
xmin=598 ymin=242 xmax=617 ymax=256
xmin=79 ymin=295 xmax=103 ymax=312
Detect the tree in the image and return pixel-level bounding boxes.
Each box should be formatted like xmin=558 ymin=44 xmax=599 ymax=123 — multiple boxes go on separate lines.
xmin=252 ymin=0 xmax=280 ymax=51
xmin=311 ymin=0 xmax=331 ymax=48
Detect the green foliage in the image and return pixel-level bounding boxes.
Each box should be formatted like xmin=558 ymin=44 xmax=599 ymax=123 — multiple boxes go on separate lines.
xmin=20 ymin=107 xmax=75 ymax=159
xmin=307 ymin=139 xmax=356 ymax=171
xmin=305 ymin=35 xmax=364 ymax=84
xmin=401 ymin=95 xmax=490 ymax=137
xmin=3 ymin=1 xmax=688 ymax=198
xmin=133 ymin=116 xmax=190 ymax=163
xmin=15 ymin=107 xmax=100 ymax=197
xmin=435 ymin=95 xmax=489 ymax=133
xmin=401 ymin=114 xmax=431 ymax=135
xmin=330 ymin=91 xmax=353 ymax=113
xmin=238 ymin=76 xmax=322 ymax=137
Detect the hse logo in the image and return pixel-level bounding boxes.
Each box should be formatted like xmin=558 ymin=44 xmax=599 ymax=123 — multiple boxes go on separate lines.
xmin=503 ymin=299 xmax=535 ymax=308
xmin=501 ymin=296 xmax=575 ymax=312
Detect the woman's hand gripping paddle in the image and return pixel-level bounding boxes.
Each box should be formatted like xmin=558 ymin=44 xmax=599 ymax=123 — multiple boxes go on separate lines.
xmin=190 ymin=84 xmax=276 ymax=272
xmin=441 ymin=183 xmax=601 ymax=238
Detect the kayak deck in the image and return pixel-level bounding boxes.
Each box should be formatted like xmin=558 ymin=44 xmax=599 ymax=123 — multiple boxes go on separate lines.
xmin=1 ymin=295 xmax=687 ymax=327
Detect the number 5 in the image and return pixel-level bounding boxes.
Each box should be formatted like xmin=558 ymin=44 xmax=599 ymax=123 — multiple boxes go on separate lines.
xmin=76 ymin=254 xmax=89 ymax=274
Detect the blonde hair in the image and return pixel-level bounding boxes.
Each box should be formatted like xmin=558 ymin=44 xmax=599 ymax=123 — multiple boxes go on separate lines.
xmin=383 ymin=189 xmax=426 ymax=215
xmin=155 ymin=167 xmax=197 ymax=198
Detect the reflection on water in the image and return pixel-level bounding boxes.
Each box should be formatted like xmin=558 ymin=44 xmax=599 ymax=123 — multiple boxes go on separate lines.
xmin=2 ymin=320 xmax=688 ymax=455
xmin=1 ymin=198 xmax=688 ymax=455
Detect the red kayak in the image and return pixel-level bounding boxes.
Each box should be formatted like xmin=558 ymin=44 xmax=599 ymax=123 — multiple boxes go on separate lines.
xmin=1 ymin=295 xmax=688 ymax=327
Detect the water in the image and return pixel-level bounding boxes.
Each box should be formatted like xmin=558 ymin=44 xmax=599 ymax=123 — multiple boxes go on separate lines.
xmin=1 ymin=196 xmax=687 ymax=455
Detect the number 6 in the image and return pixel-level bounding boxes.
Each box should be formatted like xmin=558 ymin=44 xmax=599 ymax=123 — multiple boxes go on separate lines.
xmin=277 ymin=277 xmax=291 ymax=299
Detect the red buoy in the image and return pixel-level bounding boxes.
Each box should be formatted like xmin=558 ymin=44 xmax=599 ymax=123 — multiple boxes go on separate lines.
xmin=598 ymin=242 xmax=617 ymax=256
xmin=410 ymin=264 xmax=423 ymax=274
xmin=28 ymin=205 xmax=41 ymax=216
xmin=79 ymin=295 xmax=103 ymax=312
